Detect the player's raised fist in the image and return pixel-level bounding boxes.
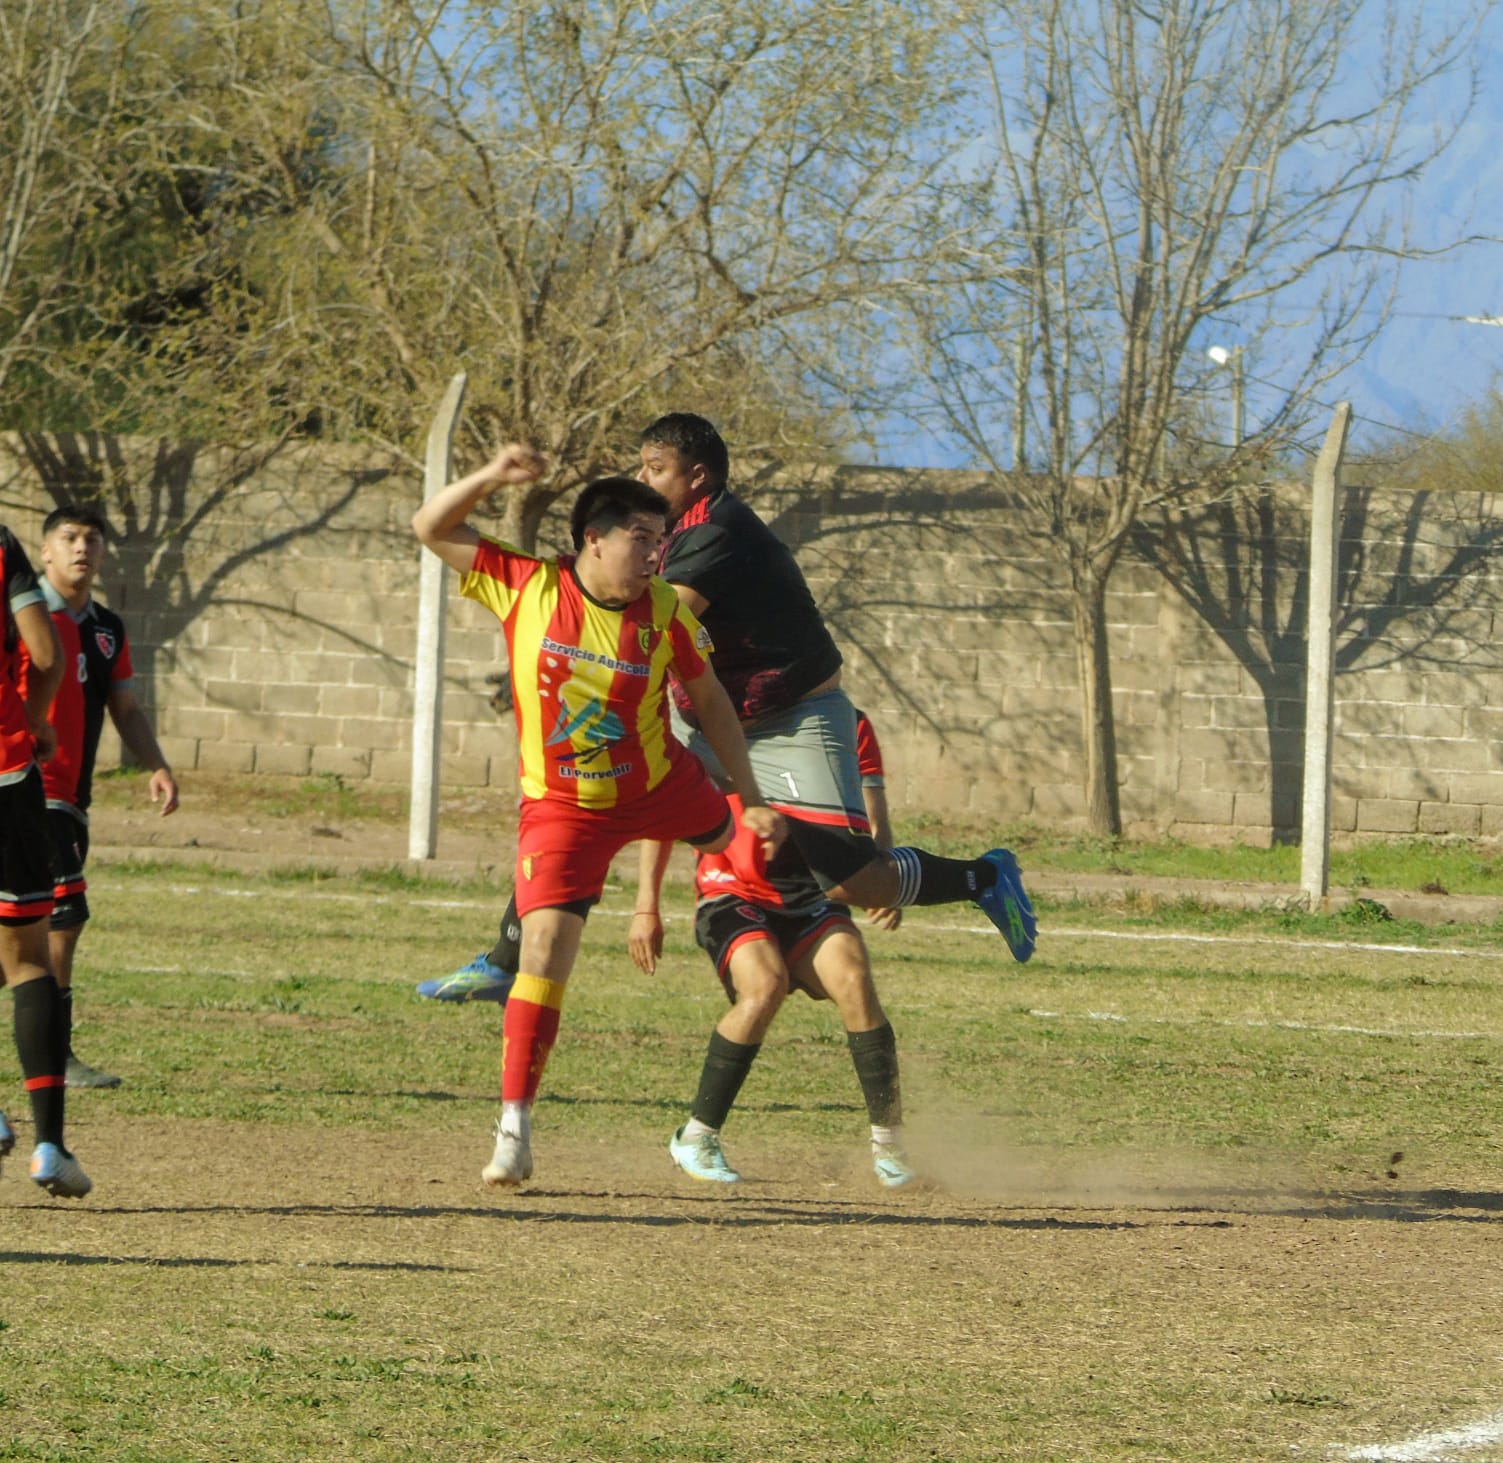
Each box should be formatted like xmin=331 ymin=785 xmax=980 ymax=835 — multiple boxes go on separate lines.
xmin=485 ymin=444 xmax=548 ymax=488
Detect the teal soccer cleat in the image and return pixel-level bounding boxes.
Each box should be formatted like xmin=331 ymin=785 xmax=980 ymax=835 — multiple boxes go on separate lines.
xmin=976 ymin=848 xmax=1037 ymax=963
xmin=872 ymin=1143 xmax=918 ymax=1189
xmin=417 ymin=954 xmax=515 ymax=1004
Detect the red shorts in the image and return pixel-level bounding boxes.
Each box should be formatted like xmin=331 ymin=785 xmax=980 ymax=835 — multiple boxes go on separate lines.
xmin=514 ymin=753 xmax=730 ymax=917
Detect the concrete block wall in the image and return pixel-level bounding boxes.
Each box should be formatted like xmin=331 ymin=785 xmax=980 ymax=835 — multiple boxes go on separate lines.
xmin=4 ymin=432 xmax=1503 ymax=844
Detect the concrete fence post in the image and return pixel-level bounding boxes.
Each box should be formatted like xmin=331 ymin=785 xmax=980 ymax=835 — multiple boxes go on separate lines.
xmin=1300 ymin=401 xmax=1351 ymax=909
xmin=408 ymin=372 xmax=468 ymax=860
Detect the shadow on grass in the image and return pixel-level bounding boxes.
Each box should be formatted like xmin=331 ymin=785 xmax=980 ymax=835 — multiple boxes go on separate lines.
xmin=1149 ymin=1184 xmax=1503 ymax=1223
xmin=0 ymin=1248 xmax=456 ymax=1271
xmin=372 ymin=1089 xmax=867 ymax=1116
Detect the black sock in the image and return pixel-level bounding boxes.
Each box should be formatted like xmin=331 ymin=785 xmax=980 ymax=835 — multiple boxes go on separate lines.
xmin=59 ymin=985 xmax=74 ymax=1060
xmin=847 ymin=1022 xmax=901 ymax=1128
xmin=13 ymin=977 xmax=67 ymax=1147
xmin=889 ymin=847 xmax=998 ymax=907
xmin=690 ymin=1030 xmax=761 ymax=1132
xmin=487 ymin=892 xmax=522 ymax=973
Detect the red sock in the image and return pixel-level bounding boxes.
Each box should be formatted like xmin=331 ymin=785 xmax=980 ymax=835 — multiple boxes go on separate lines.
xmin=500 ymin=973 xmax=566 ymax=1102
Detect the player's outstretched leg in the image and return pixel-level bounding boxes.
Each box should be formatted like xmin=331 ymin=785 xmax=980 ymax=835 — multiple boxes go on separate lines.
xmin=974 ymin=848 xmax=1037 ymax=963
xmin=419 ymin=893 xmax=521 ymax=1003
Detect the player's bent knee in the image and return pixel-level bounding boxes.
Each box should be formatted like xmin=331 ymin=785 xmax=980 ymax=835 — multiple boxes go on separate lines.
xmin=824 ymin=852 xmax=897 ymax=909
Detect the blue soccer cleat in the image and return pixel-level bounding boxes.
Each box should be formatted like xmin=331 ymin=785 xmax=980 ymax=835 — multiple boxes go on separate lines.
xmin=30 ymin=1142 xmax=92 ymax=1199
xmin=669 ymin=1126 xmax=741 ymax=1183
xmin=417 ymin=954 xmax=515 ymax=1004
xmin=976 ymin=848 xmax=1037 ymax=963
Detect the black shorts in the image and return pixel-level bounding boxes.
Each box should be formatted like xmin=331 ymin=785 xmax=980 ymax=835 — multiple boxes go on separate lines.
xmin=46 ymin=806 xmax=89 ymax=931
xmin=693 ymin=894 xmax=856 ymax=1003
xmin=0 ymin=766 xmax=55 ymax=925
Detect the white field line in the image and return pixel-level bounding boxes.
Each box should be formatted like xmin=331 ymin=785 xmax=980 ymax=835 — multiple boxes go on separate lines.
xmin=111 ymin=964 xmax=258 ymax=979
xmin=121 ymin=883 xmax=1503 ymax=962
xmin=1046 ymin=925 xmax=1503 ymax=961
xmin=1339 ymin=1409 xmax=1503 ymax=1460
xmin=1028 ymin=1008 xmax=1503 ymax=1043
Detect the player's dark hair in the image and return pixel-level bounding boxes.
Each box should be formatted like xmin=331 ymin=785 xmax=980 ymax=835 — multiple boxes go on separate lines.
xmin=570 ymin=476 xmax=669 ymax=551
xmin=639 ymin=412 xmax=729 ymax=489
xmin=42 ymin=505 xmax=108 ymax=538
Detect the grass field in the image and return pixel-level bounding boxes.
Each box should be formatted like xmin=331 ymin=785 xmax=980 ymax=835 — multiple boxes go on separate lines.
xmin=7 ymin=857 xmax=1503 ymax=1461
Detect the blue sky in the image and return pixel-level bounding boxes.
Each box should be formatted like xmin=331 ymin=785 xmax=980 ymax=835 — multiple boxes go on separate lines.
xmin=873 ymin=0 xmax=1501 ymax=468
xmin=1337 ymin=46 xmax=1503 ymax=444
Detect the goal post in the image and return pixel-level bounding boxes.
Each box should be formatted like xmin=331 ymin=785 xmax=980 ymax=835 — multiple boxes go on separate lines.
xmin=408 ymin=372 xmax=468 ymax=861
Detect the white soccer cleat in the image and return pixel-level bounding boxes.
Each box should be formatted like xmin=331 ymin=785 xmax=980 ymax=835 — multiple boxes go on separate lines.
xmin=872 ymin=1142 xmax=918 ymax=1189
xmin=481 ymin=1125 xmax=533 ymax=1187
xmin=669 ymin=1125 xmax=741 ymax=1183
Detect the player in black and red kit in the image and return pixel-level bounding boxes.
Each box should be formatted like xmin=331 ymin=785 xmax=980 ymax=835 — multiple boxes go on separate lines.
xmin=0 ymin=523 xmax=92 ymax=1197
xmin=632 ymin=712 xmax=915 ymax=1187
xmin=638 ymin=412 xmax=1036 ymax=960
xmin=27 ymin=507 xmax=180 ymax=1089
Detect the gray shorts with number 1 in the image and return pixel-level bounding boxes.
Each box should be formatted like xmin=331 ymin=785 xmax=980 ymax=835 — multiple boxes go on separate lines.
xmin=674 ymin=687 xmax=878 ymax=891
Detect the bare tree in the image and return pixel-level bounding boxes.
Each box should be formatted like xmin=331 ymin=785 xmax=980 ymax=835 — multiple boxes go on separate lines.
xmin=56 ymin=1 xmax=955 ymax=546
xmin=905 ymin=0 xmax=1483 ymax=835
xmin=0 ymin=1 xmax=114 ymax=406
xmin=311 ymin=0 xmax=962 ymax=546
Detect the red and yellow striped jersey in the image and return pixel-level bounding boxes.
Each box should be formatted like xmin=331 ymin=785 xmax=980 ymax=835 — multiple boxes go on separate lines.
xmin=461 ymin=535 xmax=713 ymax=808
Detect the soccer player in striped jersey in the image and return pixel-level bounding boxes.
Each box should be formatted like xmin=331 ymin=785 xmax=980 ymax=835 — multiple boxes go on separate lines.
xmin=0 ymin=523 xmax=91 ymax=1198
xmin=631 ymin=711 xmax=916 ymax=1188
xmin=413 ymin=443 xmax=785 ymax=1187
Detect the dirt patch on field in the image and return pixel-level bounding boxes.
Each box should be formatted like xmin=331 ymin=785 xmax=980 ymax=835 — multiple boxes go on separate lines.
xmin=86 ymin=771 xmax=1503 ymax=924
xmin=9 ymin=1110 xmax=1503 ymax=1461
xmin=89 ymin=774 xmax=524 ymax=881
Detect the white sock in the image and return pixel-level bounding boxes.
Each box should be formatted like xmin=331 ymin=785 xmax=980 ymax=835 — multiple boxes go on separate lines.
xmin=500 ymin=1100 xmax=531 ymax=1143
xmin=681 ymin=1117 xmax=716 ymax=1140
xmin=870 ymin=1124 xmax=902 ymax=1150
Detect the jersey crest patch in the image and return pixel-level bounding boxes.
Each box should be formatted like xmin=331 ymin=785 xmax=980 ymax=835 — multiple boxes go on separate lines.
xmin=94 ymin=627 xmax=117 ymax=659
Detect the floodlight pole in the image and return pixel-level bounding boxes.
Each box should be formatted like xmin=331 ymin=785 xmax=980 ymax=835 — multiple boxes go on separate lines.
xmin=408 ymin=371 xmax=468 ymax=861
xmin=1207 ymin=345 xmax=1246 ymax=448
xmin=1299 ymin=402 xmax=1351 ymax=910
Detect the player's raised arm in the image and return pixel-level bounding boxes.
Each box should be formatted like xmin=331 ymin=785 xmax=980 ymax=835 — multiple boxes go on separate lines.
xmin=412 ymin=443 xmax=548 ymax=573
